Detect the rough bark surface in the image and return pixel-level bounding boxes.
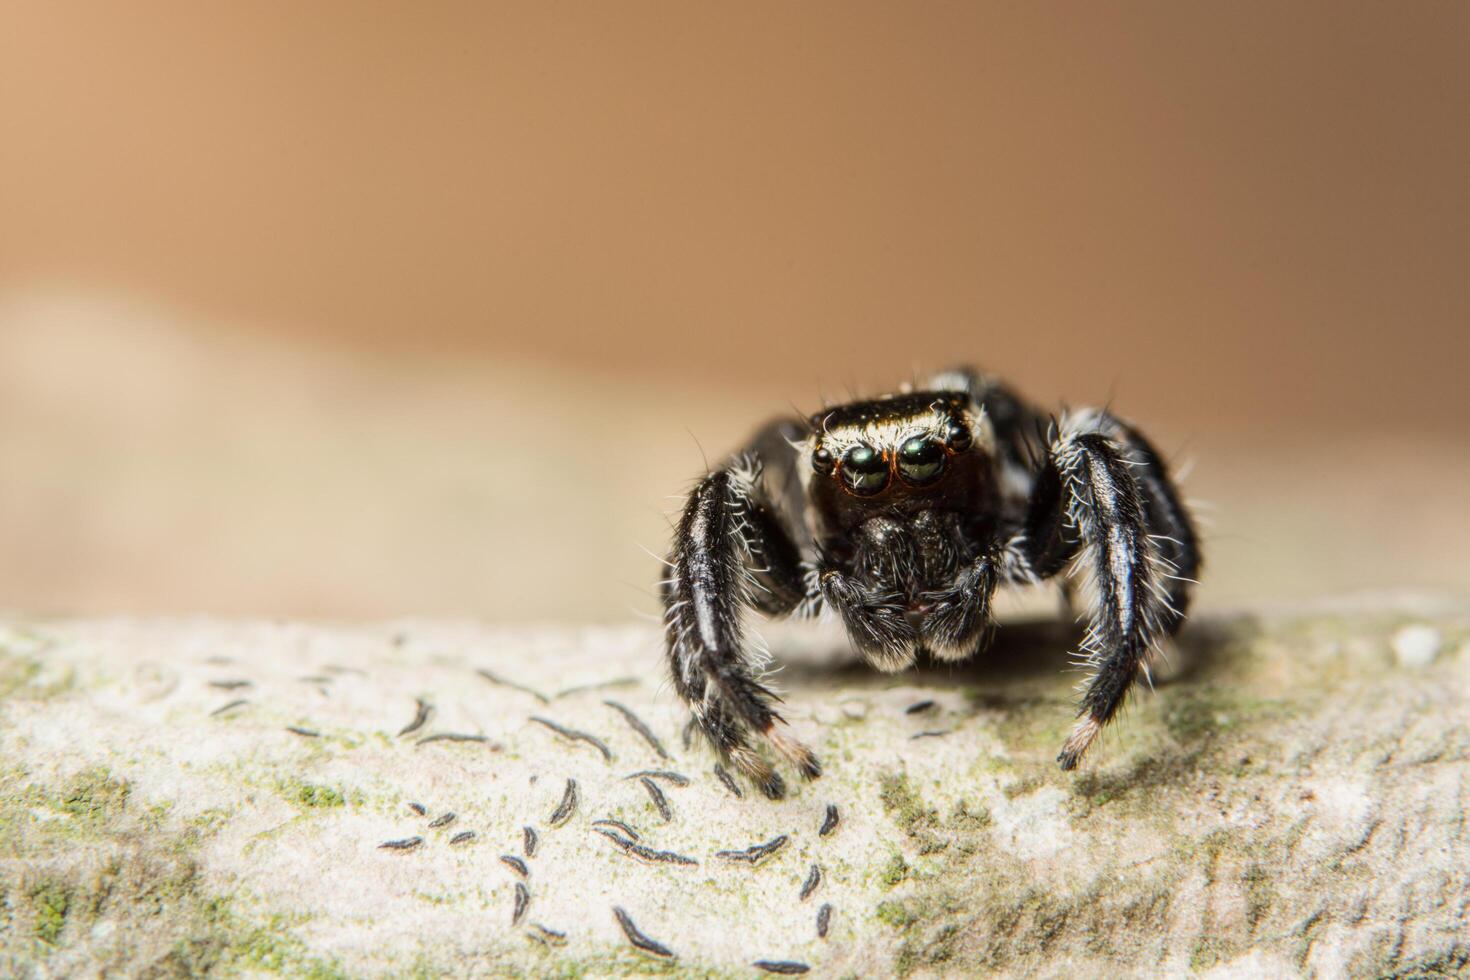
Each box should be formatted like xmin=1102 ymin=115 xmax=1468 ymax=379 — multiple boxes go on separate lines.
xmin=1 ymin=601 xmax=1467 ymax=978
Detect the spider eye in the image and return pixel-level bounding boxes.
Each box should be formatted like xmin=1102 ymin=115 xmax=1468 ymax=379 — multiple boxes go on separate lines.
xmin=840 ymin=444 xmax=888 ymax=495
xmin=811 ymin=446 xmax=835 ymax=476
xmin=898 ymin=436 xmax=945 ymax=485
xmin=943 ymin=420 xmax=972 ymax=452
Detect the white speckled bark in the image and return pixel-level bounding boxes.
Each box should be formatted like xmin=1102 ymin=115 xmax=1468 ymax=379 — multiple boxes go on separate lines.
xmin=1 ymin=600 xmax=1467 ymax=978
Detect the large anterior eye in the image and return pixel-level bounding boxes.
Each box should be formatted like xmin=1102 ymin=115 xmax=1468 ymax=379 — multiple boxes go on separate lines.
xmin=898 ymin=436 xmax=945 ymax=485
xmin=840 ymin=444 xmax=888 ymax=495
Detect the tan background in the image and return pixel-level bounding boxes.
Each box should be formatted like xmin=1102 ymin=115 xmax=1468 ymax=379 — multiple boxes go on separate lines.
xmin=2 ymin=2 xmax=1468 ymax=621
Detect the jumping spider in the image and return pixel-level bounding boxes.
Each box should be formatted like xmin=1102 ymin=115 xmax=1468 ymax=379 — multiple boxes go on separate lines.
xmin=662 ymin=368 xmax=1200 ymax=798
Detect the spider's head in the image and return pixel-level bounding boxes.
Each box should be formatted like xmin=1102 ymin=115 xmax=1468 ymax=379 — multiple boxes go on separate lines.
xmin=802 ymin=391 xmax=994 ymax=528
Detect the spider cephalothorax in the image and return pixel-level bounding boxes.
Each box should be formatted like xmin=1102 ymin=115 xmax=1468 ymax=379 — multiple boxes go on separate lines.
xmin=661 ymin=369 xmax=1200 ymax=798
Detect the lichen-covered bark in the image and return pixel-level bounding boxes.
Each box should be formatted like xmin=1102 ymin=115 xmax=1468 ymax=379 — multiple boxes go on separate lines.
xmin=0 ymin=604 xmax=1467 ymax=977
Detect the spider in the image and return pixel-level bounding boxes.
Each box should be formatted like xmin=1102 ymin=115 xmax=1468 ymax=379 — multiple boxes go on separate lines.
xmin=661 ymin=368 xmax=1201 ymax=798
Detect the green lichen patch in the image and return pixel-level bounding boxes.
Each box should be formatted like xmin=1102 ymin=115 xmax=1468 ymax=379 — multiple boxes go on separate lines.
xmin=3 ymin=850 xmax=202 ymax=965
xmin=60 ymin=767 xmax=131 ymax=824
xmin=0 ymin=766 xmax=140 ymax=858
xmin=878 ymin=853 xmax=910 ymax=889
xmin=875 ymin=898 xmax=922 ymax=929
xmin=1242 ymin=862 xmax=1273 ymax=930
xmin=143 ymin=898 xmax=350 ymax=979
xmin=29 ymin=881 xmax=70 ymax=946
xmin=280 ymin=779 xmax=347 ymax=808
xmin=949 ymin=799 xmax=991 ymax=830
xmin=1160 ymin=686 xmax=1297 ymax=749
xmin=0 ymin=760 xmax=271 ymax=973
xmin=220 ymin=909 xmax=350 ymax=979
xmin=874 ymin=889 xmax=975 ymax=976
xmin=1 ymin=830 xmax=350 ymax=979
xmin=878 ymin=772 xmax=944 ymax=853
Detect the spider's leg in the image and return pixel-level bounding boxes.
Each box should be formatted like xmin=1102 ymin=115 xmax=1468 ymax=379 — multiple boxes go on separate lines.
xmin=1022 ymin=409 xmax=1201 ymax=770
xmin=1107 ymin=418 xmax=1202 ymax=629
xmin=663 ymin=453 xmax=819 ymax=799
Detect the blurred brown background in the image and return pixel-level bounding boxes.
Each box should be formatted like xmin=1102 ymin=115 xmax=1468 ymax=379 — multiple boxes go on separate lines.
xmin=2 ymin=2 xmax=1468 ymax=621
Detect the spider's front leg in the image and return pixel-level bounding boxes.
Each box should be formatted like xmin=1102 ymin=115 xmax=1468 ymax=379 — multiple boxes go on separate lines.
xmin=662 ymin=454 xmax=820 ymax=799
xmin=1025 ymin=409 xmax=1201 ymax=769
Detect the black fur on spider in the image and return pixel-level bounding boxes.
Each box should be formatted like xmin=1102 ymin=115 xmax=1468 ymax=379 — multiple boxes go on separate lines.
xmin=660 ymin=368 xmax=1201 ymax=799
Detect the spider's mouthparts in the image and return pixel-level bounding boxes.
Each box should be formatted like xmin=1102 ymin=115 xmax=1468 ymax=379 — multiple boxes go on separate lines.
xmin=904 ymin=603 xmax=933 ymax=631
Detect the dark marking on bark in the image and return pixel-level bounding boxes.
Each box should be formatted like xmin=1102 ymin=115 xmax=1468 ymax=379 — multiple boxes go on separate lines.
xmin=640 ymin=777 xmax=672 ymax=822
xmin=715 ymin=834 xmax=788 ymax=865
xmin=613 ymin=906 xmax=675 ymax=958
xmin=398 ymin=698 xmax=432 ymax=736
xmin=556 ymin=677 xmax=638 ymax=698
xmin=714 ymin=765 xmax=744 ymax=799
xmin=604 ymin=700 xmax=670 ymax=758
xmin=625 ymin=769 xmax=690 ymax=786
xmin=529 ymin=923 xmax=567 ymax=946
xmin=476 ymin=667 xmax=549 ymax=704
xmin=592 ymin=818 xmax=641 ymax=841
xmin=592 ymin=828 xmax=698 ymax=866
xmin=530 ymin=716 xmax=613 ymax=762
xmin=799 ymin=863 xmax=822 ymax=900
xmin=415 ymin=732 xmax=495 ymax=747
xmin=378 ymin=836 xmax=423 ymax=851
xmin=548 ymin=779 xmax=578 ymax=827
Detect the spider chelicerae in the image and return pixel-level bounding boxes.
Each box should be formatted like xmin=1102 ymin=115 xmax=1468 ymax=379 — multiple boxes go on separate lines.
xmin=661 ymin=368 xmax=1201 ymax=798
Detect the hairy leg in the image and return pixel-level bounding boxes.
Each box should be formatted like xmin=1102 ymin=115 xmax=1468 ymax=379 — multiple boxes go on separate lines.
xmin=1107 ymin=418 xmax=1202 ymax=629
xmin=663 ymin=453 xmax=820 ymax=798
xmin=1022 ymin=409 xmax=1201 ymax=769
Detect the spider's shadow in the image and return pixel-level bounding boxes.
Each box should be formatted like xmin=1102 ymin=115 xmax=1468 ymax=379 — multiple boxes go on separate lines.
xmin=779 ymin=614 xmax=1244 ymax=698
